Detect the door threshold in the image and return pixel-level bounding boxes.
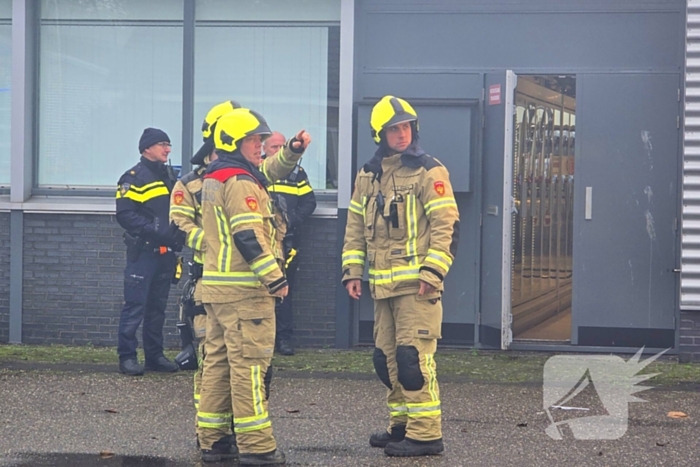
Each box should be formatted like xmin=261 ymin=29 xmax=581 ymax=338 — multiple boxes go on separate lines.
xmin=512 ymin=338 xmax=571 ymax=346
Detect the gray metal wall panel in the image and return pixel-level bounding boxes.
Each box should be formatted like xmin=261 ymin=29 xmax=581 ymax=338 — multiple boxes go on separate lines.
xmin=0 ymin=212 xmax=9 ymax=343
xmin=357 ymin=73 xmax=483 ymax=102
xmin=682 ymin=0 xmax=700 ymax=309
xmin=573 ymin=73 xmax=679 ymax=331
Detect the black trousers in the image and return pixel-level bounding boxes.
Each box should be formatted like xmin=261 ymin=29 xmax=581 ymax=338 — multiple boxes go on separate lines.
xmin=275 ymin=253 xmax=299 ymax=342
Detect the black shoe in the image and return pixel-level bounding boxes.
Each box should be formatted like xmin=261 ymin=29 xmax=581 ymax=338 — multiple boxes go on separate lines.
xmin=239 ymin=449 xmax=286 ymax=466
xmin=384 ymin=437 xmax=444 ymax=457
xmin=201 ymin=436 xmax=239 ymax=463
xmin=276 ymin=340 xmax=294 ymax=356
xmin=119 ymin=359 xmax=144 ymax=376
xmin=369 ymin=424 xmax=406 ymax=447
xmin=145 ymin=355 xmax=179 ymax=372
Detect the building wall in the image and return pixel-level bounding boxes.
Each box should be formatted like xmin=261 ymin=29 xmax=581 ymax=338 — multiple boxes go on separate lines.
xmin=0 ymin=212 xmax=9 ymax=343
xmin=14 ymin=212 xmax=336 ymax=348
xmin=680 ymin=311 xmax=700 ymax=363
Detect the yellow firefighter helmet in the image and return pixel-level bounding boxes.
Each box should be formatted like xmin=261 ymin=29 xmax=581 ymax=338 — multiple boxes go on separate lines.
xmin=214 ymin=108 xmax=272 ymax=153
xmin=370 ymin=95 xmax=418 ymax=144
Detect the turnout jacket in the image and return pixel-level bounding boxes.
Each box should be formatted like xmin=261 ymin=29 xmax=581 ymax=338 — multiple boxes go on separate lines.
xmin=267 ymin=163 xmax=317 ymax=250
xmin=200 ymin=142 xmax=304 ymax=303
xmin=342 ymin=143 xmax=460 ymax=299
xmin=170 ymin=167 xmax=207 ymax=265
xmin=116 ymin=156 xmax=179 ymax=248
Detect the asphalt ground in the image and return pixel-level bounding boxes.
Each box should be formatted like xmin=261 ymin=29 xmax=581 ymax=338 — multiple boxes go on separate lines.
xmin=0 ymin=363 xmax=699 ymax=467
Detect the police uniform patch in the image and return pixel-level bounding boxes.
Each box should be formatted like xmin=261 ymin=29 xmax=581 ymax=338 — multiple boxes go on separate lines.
xmin=245 ymin=196 xmax=258 ymax=211
xmin=119 ymin=183 xmax=131 ymax=195
xmin=434 ymin=181 xmax=445 ymax=196
xmin=173 ymin=190 xmax=184 ymax=205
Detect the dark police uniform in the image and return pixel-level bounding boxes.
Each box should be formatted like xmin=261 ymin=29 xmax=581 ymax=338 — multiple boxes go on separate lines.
xmin=116 ymin=156 xmax=184 ymax=370
xmin=267 ymin=162 xmax=317 ymax=352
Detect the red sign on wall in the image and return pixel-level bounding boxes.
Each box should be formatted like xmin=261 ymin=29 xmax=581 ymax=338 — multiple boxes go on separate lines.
xmin=488 ymin=84 xmax=502 ymax=105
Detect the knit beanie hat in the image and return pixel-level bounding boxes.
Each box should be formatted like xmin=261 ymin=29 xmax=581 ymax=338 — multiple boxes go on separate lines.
xmin=139 ymin=128 xmax=170 ymax=153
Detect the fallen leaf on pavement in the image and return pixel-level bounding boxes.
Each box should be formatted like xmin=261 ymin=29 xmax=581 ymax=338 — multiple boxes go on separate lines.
xmin=667 ymin=411 xmax=688 ymax=419
xmin=516 ymin=422 xmax=528 ymax=427
xmin=99 ymin=451 xmax=114 ymax=459
xmin=286 ymin=409 xmax=300 ymax=413
xmin=104 ymin=409 xmax=119 ymax=414
xmin=656 ymin=441 xmax=669 ymax=447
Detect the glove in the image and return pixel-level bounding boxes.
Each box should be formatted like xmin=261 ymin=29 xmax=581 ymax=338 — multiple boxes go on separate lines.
xmin=168 ymin=222 xmax=186 ymax=252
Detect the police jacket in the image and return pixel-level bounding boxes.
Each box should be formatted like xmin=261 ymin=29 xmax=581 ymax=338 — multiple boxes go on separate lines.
xmin=170 ymin=166 xmax=207 ymax=265
xmin=267 ymin=163 xmax=317 ymax=250
xmin=200 ymin=142 xmax=304 ymax=304
xmin=341 ymin=143 xmax=460 ymax=300
xmin=116 ymin=156 xmax=181 ymax=249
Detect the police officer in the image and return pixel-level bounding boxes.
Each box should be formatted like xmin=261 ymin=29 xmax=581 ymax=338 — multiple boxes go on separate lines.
xmin=116 ymin=128 xmax=186 ymax=376
xmin=197 ymin=108 xmax=311 ymax=464
xmin=262 ymin=131 xmax=317 ymax=356
xmin=169 ymin=101 xmax=240 ymax=451
xmin=341 ymin=96 xmax=460 ymax=457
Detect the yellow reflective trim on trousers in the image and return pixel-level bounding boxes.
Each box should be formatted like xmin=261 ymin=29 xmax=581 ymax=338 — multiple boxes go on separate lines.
xmin=406 ymin=401 xmax=441 ymax=418
xmin=388 ymin=402 xmax=408 ymax=417
xmin=120 ymin=186 xmax=170 ymax=203
xmin=234 ymin=412 xmax=271 ymax=433
xmin=342 ymin=250 xmax=366 ymax=268
xmin=426 ymin=354 xmax=438 ymax=402
xmin=251 ymin=255 xmax=277 ymax=277
xmin=187 ymin=228 xmax=204 ymax=250
xmin=202 ymin=271 xmax=261 ymax=287
xmin=251 ymin=365 xmax=264 ymax=416
xmin=349 ymin=199 xmax=363 ymax=215
xmin=215 ymin=206 xmax=232 ymax=273
xmin=230 ymin=212 xmax=263 ymax=230
xmin=170 ymin=205 xmax=195 ymax=218
xmin=406 ymin=194 xmax=418 ymax=264
xmin=424 ymin=249 xmax=452 ymax=271
xmin=424 ymin=197 xmax=457 ymax=215
xmin=197 ymin=411 xmax=232 ymax=428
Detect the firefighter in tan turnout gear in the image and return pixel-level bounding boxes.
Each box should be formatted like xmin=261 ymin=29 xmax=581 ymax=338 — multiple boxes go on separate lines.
xmin=169 ymin=100 xmax=241 ymax=453
xmin=197 ymin=107 xmax=311 ymax=465
xmin=342 ymin=96 xmax=460 ymax=457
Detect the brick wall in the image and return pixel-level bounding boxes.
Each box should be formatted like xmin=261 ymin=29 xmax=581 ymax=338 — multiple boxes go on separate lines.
xmin=0 ymin=213 xmax=9 ymax=343
xmin=679 ymin=311 xmax=700 ymax=363
xmin=17 ymin=213 xmax=338 ymax=349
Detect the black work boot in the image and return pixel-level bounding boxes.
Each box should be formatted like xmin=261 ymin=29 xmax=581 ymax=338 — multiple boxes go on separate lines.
xmin=201 ymin=437 xmax=239 ymax=463
xmin=145 ymin=355 xmax=179 ymax=372
xmin=239 ymin=448 xmax=286 ymax=466
xmin=276 ymin=340 xmax=295 ymax=356
xmin=369 ymin=424 xmax=406 ymax=448
xmin=384 ymin=437 xmax=444 ymax=457
xmin=196 ymin=433 xmax=235 ymax=450
xmin=119 ymin=358 xmax=144 ymax=376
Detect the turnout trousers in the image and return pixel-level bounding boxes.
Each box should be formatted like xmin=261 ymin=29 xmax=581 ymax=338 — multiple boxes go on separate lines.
xmin=373 ymin=293 xmax=442 ymax=441
xmin=197 ymin=297 xmax=277 ymax=453
xmin=192 ymin=310 xmax=207 ymax=429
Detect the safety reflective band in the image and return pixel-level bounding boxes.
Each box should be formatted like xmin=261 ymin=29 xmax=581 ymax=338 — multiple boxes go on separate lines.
xmin=250 ymin=255 xmax=278 ymax=277
xmin=197 ymin=411 xmax=233 ymax=429
xmin=349 ymin=199 xmax=363 ymax=216
xmin=202 ymin=271 xmax=261 ymax=287
xmin=234 ymin=413 xmax=272 ymax=434
xmin=426 ymin=353 xmax=439 ymax=402
xmin=261 ymin=151 xmax=295 ymax=181
xmin=388 ymin=402 xmax=408 ymax=417
xmin=170 ymin=204 xmax=195 ymax=219
xmin=369 ymin=265 xmax=420 ymax=285
xmin=116 ymin=181 xmax=169 ymax=203
xmin=406 ymin=401 xmax=441 ymax=418
xmin=424 ymin=249 xmax=453 ymax=272
xmin=187 ymin=228 xmax=204 ymax=251
xmin=230 ymin=212 xmax=263 ymax=230
xmin=342 ymin=250 xmax=366 ymax=268
xmin=405 ymin=194 xmax=418 ymax=264
xmin=215 ymin=206 xmax=232 ymax=272
xmin=251 ymin=365 xmax=265 ymax=416
xmin=424 ymin=196 xmax=457 ymax=215
xmin=194 ymin=393 xmax=200 ymax=410
xmin=269 ymin=181 xmax=312 ymax=196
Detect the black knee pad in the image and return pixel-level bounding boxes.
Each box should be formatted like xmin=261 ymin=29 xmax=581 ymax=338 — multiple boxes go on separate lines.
xmin=263 ymin=364 xmax=273 ymax=400
xmin=372 ymin=347 xmax=392 ymax=390
xmin=396 ymin=345 xmax=424 ymax=391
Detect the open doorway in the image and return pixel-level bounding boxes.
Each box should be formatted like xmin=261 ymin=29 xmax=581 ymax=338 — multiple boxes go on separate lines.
xmin=511 ymin=75 xmax=576 ymax=343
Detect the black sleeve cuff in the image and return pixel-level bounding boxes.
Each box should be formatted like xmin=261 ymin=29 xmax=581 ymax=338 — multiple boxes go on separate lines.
xmin=268 ymin=277 xmax=288 ymax=294
xmin=289 ymin=137 xmax=304 ymax=154
xmin=419 ymin=266 xmax=444 ymax=282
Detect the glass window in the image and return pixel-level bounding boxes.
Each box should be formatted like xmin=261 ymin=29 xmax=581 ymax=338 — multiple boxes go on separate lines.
xmin=0 ymin=0 xmax=11 ymax=187
xmin=38 ymin=0 xmax=183 ymax=188
xmin=194 ymin=0 xmax=340 ymax=190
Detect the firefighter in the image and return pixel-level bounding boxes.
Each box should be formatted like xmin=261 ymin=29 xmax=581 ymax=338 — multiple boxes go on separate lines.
xmin=197 ymin=108 xmax=311 ymax=464
xmin=116 ymin=128 xmax=186 ymax=376
xmin=341 ymin=96 xmax=460 ymax=457
xmin=262 ymin=131 xmax=317 ymax=356
xmin=169 ymin=100 xmax=241 ymax=452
